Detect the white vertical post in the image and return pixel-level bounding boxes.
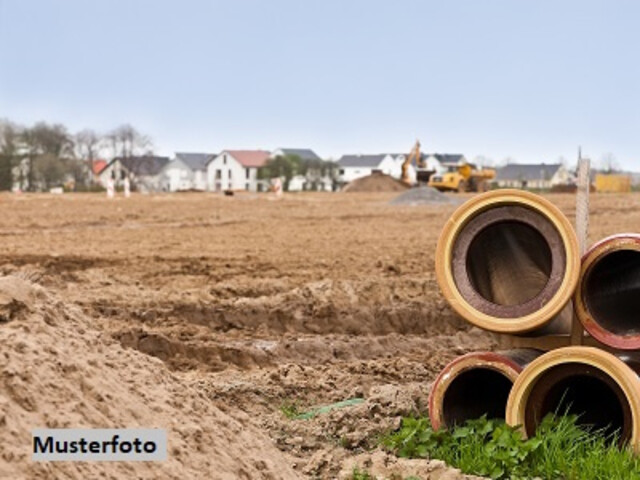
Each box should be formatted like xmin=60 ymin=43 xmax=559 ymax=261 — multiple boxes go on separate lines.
xmin=107 ymin=178 xmax=115 ymax=199
xmin=571 ymin=155 xmax=590 ymax=344
xmin=575 ymin=158 xmax=590 ymax=255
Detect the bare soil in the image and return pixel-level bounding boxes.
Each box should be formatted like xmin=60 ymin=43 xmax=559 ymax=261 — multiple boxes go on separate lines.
xmin=0 ymin=191 xmax=637 ymax=479
xmin=342 ymin=173 xmax=410 ymax=192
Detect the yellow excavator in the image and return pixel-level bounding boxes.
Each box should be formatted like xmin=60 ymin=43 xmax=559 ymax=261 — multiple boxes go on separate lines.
xmin=401 ymin=140 xmax=434 ymax=185
xmin=428 ymin=162 xmax=496 ymax=193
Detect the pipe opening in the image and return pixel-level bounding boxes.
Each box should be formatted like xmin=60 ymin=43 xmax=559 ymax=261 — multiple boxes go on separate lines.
xmin=442 ymin=368 xmax=513 ymax=426
xmin=585 ymin=249 xmax=640 ymax=336
xmin=524 ymin=362 xmax=632 ymax=442
xmin=466 ymin=221 xmax=553 ymax=306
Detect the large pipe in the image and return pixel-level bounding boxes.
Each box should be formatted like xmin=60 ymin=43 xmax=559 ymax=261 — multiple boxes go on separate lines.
xmin=574 ymin=234 xmax=640 ymax=350
xmin=429 ymin=349 xmax=541 ymax=430
xmin=506 ymin=346 xmax=640 ymax=449
xmin=435 ymin=189 xmax=580 ymax=334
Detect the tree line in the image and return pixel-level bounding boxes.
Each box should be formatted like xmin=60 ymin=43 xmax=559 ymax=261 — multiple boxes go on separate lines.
xmin=258 ymin=154 xmax=339 ymax=191
xmin=0 ymin=118 xmax=341 ymax=193
xmin=0 ymin=119 xmax=153 ymax=192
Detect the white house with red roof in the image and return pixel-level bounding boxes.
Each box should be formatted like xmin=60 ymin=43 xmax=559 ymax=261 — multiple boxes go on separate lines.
xmin=206 ymin=150 xmax=270 ymax=192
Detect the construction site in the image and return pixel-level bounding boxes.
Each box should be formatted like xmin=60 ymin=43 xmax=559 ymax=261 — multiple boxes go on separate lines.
xmin=3 ymin=1 xmax=640 ymax=477
xmin=0 ymin=180 xmax=638 ymax=478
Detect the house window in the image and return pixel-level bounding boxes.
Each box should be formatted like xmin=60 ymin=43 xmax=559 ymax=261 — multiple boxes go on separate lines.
xmin=246 ymin=168 xmax=250 ymax=179
xmin=245 ymin=182 xmax=250 ymax=190
xmin=223 ymin=155 xmax=227 ymax=165
xmin=339 ymin=169 xmax=345 ymax=175
xmin=229 ymin=169 xmax=232 ymax=180
xmin=215 ymin=169 xmax=221 ymax=180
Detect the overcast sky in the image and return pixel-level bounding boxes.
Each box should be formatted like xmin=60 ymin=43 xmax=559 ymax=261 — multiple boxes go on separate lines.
xmin=1 ymin=0 xmax=639 ymax=169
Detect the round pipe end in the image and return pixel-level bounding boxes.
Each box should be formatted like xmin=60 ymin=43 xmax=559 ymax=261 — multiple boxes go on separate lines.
xmin=506 ymin=346 xmax=640 ymax=450
xmin=435 ymin=189 xmax=580 ymax=334
xmin=575 ymin=234 xmax=640 ymax=350
xmin=429 ymin=351 xmax=529 ymax=430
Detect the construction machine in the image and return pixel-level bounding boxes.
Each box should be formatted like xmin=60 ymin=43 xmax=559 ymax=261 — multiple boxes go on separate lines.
xmin=428 ymin=162 xmax=495 ymax=193
xmin=401 ymin=140 xmax=435 ymax=185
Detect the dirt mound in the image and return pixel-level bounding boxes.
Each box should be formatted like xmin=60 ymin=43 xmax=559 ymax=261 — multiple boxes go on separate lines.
xmin=200 ymin=328 xmax=494 ymax=477
xmin=0 ymin=275 xmax=297 ymax=479
xmin=389 ymin=186 xmax=460 ymax=206
xmin=338 ymin=450 xmax=485 ymax=479
xmin=342 ymin=173 xmax=410 ymax=193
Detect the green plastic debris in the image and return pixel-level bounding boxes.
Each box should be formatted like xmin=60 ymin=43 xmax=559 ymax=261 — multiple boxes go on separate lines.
xmin=295 ymin=397 xmax=365 ymax=420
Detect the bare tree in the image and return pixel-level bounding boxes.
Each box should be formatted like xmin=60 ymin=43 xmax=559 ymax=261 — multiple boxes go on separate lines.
xmin=21 ymin=122 xmax=74 ymax=191
xmin=107 ymin=124 xmax=153 ymax=159
xmin=473 ymin=155 xmax=494 ymax=168
xmin=75 ymin=129 xmax=101 ymax=161
xmin=75 ymin=129 xmax=103 ymax=185
xmin=498 ymin=157 xmax=515 ymax=167
xmin=0 ymin=120 xmax=23 ymax=190
xmin=0 ymin=119 xmax=22 ymax=156
xmin=600 ymin=152 xmax=619 ymax=173
xmin=28 ymin=122 xmax=74 ymax=157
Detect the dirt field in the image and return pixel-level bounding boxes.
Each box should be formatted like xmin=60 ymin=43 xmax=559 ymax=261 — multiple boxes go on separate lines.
xmin=1 ymin=191 xmax=639 ymax=479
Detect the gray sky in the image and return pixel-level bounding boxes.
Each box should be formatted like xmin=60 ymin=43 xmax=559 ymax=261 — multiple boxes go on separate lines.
xmin=1 ymin=0 xmax=639 ymax=169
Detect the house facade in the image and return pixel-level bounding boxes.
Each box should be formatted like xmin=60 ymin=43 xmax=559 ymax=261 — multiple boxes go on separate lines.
xmin=206 ymin=150 xmax=270 ymax=192
xmin=92 ymin=160 xmax=107 ymax=182
xmin=337 ymin=154 xmax=386 ymax=183
xmin=495 ymin=163 xmax=571 ymax=189
xmin=422 ymin=154 xmax=467 ymax=174
xmin=98 ymin=156 xmax=171 ymax=192
xmin=337 ymin=153 xmax=415 ymax=184
xmin=162 ymin=152 xmax=213 ymax=191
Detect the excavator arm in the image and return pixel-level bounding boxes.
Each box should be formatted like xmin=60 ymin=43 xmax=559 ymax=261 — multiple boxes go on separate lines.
xmin=401 ymin=140 xmax=421 ymax=185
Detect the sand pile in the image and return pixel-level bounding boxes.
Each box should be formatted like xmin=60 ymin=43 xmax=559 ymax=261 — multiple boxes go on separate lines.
xmin=338 ymin=451 xmax=484 ymax=479
xmin=0 ymin=275 xmax=297 ymax=479
xmin=342 ymin=173 xmax=410 ymax=192
xmin=389 ymin=186 xmax=460 ymax=206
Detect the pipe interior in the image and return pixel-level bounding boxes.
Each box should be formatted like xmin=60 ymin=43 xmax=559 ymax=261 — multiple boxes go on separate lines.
xmin=524 ymin=362 xmax=632 ymax=442
xmin=466 ymin=221 xmax=553 ymax=306
xmin=585 ymin=249 xmax=640 ymax=336
xmin=442 ymin=368 xmax=513 ymax=426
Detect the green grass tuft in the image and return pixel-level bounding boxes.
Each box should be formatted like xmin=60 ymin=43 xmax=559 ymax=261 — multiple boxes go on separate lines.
xmin=279 ymin=401 xmax=301 ymax=419
xmin=382 ymin=414 xmax=640 ymax=480
xmin=349 ymin=468 xmax=422 ymax=480
xmin=350 ymin=467 xmax=375 ymax=479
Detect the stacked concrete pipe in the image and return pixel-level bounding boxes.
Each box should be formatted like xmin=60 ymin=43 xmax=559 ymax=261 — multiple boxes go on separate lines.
xmin=505 ymin=347 xmax=640 ymax=449
xmin=574 ymin=234 xmax=640 ymax=350
xmin=429 ymin=189 xmax=640 ymax=450
xmin=428 ymin=349 xmax=541 ymax=430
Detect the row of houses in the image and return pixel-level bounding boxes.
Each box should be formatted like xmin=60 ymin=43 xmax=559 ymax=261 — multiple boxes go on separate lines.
xmin=97 ymin=148 xmax=325 ymax=193
xmin=94 ymin=143 xmax=582 ymax=193
xmin=494 ymin=163 xmax=571 ymax=189
xmin=336 ymin=154 xmax=577 ymax=190
xmin=336 ymin=153 xmax=466 ymax=184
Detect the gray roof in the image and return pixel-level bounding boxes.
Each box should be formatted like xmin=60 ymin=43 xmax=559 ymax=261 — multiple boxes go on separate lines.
xmin=116 ymin=156 xmax=171 ymax=176
xmin=496 ymin=163 xmax=562 ymax=181
xmin=275 ymin=148 xmax=321 ymax=161
xmin=175 ymin=152 xmax=214 ymax=171
xmin=426 ymin=154 xmax=465 ymax=164
xmin=337 ymin=154 xmax=387 ymax=168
